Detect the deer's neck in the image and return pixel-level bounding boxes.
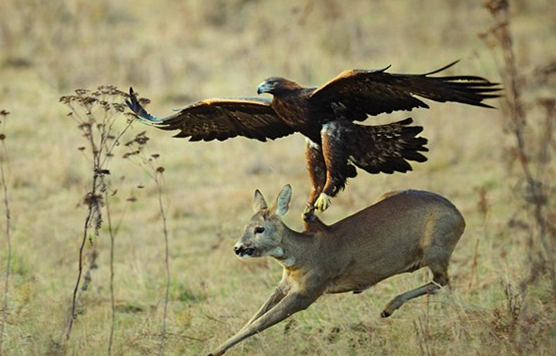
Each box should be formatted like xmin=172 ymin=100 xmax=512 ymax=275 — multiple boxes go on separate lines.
xmin=271 ymin=224 xmax=317 ymax=268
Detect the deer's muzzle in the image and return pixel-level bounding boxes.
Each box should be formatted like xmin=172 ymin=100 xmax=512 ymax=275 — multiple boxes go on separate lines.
xmin=234 ymin=245 xmax=255 ymax=258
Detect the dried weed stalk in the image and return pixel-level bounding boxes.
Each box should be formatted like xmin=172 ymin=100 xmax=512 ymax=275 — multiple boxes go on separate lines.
xmin=0 ymin=110 xmax=12 ymax=356
xmin=59 ymin=86 xmax=134 ymax=346
xmin=481 ymin=0 xmax=556 ymax=292
xmin=414 ymin=307 xmax=440 ymax=356
xmin=124 ymin=129 xmax=171 ymax=356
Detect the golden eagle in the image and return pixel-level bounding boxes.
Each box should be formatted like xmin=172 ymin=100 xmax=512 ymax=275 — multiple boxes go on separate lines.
xmin=126 ymin=61 xmax=499 ymax=220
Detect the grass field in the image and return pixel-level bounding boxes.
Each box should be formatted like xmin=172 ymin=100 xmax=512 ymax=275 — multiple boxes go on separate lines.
xmin=0 ymin=0 xmax=555 ymax=355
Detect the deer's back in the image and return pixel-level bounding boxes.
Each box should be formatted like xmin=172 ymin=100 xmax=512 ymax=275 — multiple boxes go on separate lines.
xmin=330 ymin=189 xmax=464 ymax=239
xmin=308 ymin=190 xmax=464 ymax=292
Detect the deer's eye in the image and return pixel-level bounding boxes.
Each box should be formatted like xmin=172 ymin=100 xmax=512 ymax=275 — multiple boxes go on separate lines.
xmin=254 ymin=226 xmax=265 ymax=234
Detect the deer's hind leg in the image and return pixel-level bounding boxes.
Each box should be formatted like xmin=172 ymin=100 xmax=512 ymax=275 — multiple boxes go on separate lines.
xmin=380 ymin=222 xmax=462 ymax=318
xmin=380 ymin=260 xmax=449 ymax=318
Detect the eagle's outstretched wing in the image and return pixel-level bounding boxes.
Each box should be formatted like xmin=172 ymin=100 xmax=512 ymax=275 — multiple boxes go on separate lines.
xmin=309 ymin=61 xmax=501 ymax=121
xmin=126 ymin=88 xmax=294 ymax=142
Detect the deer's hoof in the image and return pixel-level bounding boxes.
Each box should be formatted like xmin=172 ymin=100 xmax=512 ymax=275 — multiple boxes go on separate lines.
xmin=314 ymin=193 xmax=331 ymax=212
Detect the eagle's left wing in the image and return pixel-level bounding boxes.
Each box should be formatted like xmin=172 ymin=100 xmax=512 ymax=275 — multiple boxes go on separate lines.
xmin=309 ymin=61 xmax=501 ymax=121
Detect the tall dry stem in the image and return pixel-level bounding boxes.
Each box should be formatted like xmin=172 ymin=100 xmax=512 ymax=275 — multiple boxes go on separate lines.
xmin=482 ymin=0 xmax=556 ymax=291
xmin=123 ymin=129 xmax=171 ymax=355
xmin=0 ymin=110 xmax=12 ymax=356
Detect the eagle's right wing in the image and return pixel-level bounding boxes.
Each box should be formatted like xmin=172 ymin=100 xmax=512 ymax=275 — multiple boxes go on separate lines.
xmin=126 ymin=88 xmax=295 ymax=142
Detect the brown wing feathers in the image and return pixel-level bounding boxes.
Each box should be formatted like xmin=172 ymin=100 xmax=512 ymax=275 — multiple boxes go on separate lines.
xmin=402 ymin=73 xmax=500 ymax=109
xmin=126 ymin=88 xmax=293 ymax=142
xmin=310 ymin=61 xmax=501 ymax=118
xmin=347 ymin=118 xmax=429 ymax=175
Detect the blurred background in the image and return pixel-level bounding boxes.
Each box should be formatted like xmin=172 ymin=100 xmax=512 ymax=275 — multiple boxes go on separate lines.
xmin=0 ymin=0 xmax=554 ymax=355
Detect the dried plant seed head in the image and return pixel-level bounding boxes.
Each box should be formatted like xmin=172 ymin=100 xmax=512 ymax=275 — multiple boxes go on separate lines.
xmin=83 ymin=192 xmax=104 ymax=207
xmin=122 ymin=150 xmax=140 ymax=159
xmin=133 ymin=132 xmax=150 ymax=146
xmin=138 ymin=98 xmax=151 ymax=106
xmin=95 ymin=168 xmax=111 ymax=176
xmin=113 ymin=103 xmax=126 ymax=112
xmin=156 ymin=166 xmax=165 ymax=173
xmin=95 ymin=215 xmax=102 ymax=231
xmin=82 ymin=97 xmax=97 ymax=106
xmin=75 ymin=88 xmax=89 ymax=96
xmin=538 ymin=98 xmax=556 ymax=110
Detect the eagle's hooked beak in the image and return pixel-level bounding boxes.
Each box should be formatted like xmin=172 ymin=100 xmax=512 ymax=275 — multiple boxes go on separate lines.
xmin=257 ymin=81 xmax=271 ymax=95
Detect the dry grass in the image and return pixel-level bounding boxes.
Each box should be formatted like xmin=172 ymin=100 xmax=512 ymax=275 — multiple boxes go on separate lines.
xmin=0 ymin=0 xmax=555 ymax=355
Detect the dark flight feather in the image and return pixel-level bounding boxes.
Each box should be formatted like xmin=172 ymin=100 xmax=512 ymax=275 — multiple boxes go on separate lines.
xmin=309 ymin=61 xmax=500 ymax=120
xmin=126 ymin=88 xmax=294 ymax=142
xmin=345 ymin=118 xmax=428 ymax=175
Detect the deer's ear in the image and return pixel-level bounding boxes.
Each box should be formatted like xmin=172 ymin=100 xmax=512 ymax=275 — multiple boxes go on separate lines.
xmin=274 ymin=184 xmax=292 ymax=217
xmin=253 ymin=189 xmax=268 ymax=212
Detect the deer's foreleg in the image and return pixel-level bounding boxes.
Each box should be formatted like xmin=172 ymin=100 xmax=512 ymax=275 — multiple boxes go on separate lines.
xmin=208 ymin=291 xmax=318 ymax=356
xmin=240 ymin=278 xmax=290 ymax=331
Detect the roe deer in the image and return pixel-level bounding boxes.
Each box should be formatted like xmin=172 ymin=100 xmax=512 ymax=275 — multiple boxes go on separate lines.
xmin=208 ymin=184 xmax=465 ymax=356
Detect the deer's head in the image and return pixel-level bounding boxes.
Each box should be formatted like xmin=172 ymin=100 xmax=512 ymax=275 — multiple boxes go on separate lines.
xmin=234 ymin=185 xmax=292 ymax=260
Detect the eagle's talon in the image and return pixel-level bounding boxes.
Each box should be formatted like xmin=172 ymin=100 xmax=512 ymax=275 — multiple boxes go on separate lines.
xmin=314 ymin=193 xmax=331 ymax=212
xmin=303 ymin=206 xmax=316 ymax=222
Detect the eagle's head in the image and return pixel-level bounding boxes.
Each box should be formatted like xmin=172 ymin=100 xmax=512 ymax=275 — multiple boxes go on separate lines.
xmin=257 ymin=77 xmax=302 ymax=95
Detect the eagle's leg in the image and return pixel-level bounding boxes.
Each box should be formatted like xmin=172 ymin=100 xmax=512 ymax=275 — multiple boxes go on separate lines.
xmin=316 ymin=122 xmax=349 ymax=212
xmin=304 ymin=139 xmax=326 ymax=221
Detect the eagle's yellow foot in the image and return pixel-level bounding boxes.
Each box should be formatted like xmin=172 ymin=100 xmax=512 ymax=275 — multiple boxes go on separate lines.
xmin=314 ymin=193 xmax=331 ymax=212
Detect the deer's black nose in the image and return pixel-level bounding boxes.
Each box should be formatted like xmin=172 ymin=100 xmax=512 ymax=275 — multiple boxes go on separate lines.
xmin=234 ymin=245 xmax=255 ymax=257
